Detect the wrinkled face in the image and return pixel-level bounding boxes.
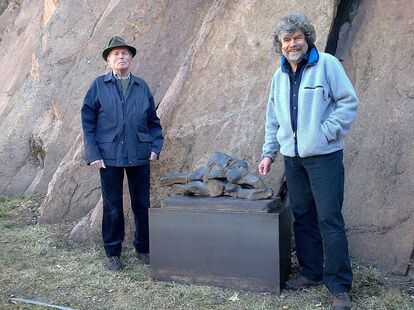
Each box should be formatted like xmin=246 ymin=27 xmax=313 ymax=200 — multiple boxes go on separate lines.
xmin=107 ymin=47 xmax=132 ymax=73
xmin=281 ymin=30 xmax=308 ymax=63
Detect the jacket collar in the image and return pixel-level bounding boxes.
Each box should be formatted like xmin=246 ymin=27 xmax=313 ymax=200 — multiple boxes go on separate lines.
xmin=104 ymin=70 xmax=140 ymax=85
xmin=281 ymin=44 xmax=319 ymax=73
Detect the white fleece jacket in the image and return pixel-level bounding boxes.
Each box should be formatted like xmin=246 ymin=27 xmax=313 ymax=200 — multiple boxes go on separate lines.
xmin=262 ymin=49 xmax=359 ymax=160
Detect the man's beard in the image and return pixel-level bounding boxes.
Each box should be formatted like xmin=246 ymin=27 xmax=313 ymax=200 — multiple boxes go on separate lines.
xmin=283 ymin=44 xmax=308 ymax=63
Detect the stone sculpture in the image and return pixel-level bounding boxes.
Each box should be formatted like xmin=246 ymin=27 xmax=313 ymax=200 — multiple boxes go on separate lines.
xmin=160 ymin=152 xmax=273 ymax=200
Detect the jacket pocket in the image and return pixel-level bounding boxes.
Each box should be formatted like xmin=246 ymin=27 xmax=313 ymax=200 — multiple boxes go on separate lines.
xmin=136 ymin=132 xmax=152 ymax=159
xmin=302 ymin=85 xmax=329 ymax=102
xmin=303 ymin=85 xmax=324 ymax=89
xmin=96 ymin=133 xmax=117 ymax=159
xmin=96 ymin=132 xmax=117 ymax=142
xmin=137 ymin=132 xmax=153 ymax=142
xmin=319 ymin=124 xmax=331 ymax=145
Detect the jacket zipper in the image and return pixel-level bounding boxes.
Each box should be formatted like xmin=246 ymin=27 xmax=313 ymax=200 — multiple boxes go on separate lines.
xmin=293 ymin=64 xmax=310 ymax=157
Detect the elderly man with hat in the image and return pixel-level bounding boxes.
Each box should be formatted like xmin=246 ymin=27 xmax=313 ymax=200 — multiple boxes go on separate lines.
xmin=81 ymin=36 xmax=163 ymax=270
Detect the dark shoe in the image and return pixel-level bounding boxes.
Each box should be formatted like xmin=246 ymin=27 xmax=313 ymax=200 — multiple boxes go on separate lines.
xmin=332 ymin=293 xmax=351 ymax=310
xmin=105 ymin=256 xmax=124 ymax=271
xmin=136 ymin=252 xmax=150 ymax=265
xmin=284 ymin=275 xmax=320 ymax=291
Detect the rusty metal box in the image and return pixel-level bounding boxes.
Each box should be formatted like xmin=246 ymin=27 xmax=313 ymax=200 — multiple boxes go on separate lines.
xmin=149 ymin=196 xmax=291 ymax=293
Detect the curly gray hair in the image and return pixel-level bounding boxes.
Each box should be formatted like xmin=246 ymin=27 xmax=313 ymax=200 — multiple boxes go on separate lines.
xmin=272 ymin=13 xmax=316 ymax=53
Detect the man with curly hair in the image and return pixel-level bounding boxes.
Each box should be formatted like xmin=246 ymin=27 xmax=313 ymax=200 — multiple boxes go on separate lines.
xmin=258 ymin=13 xmax=358 ymax=310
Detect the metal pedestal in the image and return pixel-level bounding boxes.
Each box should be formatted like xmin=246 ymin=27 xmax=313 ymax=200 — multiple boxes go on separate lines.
xmin=150 ymin=196 xmax=291 ymax=293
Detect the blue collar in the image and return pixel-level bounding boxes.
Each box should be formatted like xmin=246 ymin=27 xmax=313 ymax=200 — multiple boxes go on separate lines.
xmin=281 ymin=45 xmax=319 ymax=73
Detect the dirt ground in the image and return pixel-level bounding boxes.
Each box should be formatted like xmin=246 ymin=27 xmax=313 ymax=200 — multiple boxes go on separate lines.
xmin=0 ymin=195 xmax=413 ymax=310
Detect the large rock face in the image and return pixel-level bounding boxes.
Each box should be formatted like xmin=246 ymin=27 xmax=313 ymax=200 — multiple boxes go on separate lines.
xmin=337 ymin=0 xmax=414 ymax=275
xmin=0 ymin=0 xmax=44 ymax=193
xmin=155 ymin=0 xmax=335 ymax=205
xmin=0 ymin=0 xmax=413 ymax=276
xmin=55 ymin=0 xmax=338 ymax=244
xmin=0 ymin=0 xmax=213 ymax=221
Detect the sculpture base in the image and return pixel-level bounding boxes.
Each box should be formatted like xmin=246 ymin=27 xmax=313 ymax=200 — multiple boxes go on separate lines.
xmin=149 ymin=196 xmax=291 ymax=293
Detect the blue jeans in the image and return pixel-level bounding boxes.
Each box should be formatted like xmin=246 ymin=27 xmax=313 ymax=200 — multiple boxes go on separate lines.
xmin=99 ymin=164 xmax=150 ymax=257
xmin=284 ymin=150 xmax=352 ymax=293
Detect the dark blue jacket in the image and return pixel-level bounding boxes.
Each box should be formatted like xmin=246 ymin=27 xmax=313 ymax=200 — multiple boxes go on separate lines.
xmin=81 ymin=71 xmax=163 ymax=167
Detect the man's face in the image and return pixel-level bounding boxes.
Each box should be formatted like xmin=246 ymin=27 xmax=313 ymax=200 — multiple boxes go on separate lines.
xmin=107 ymin=47 xmax=132 ymax=73
xmin=280 ymin=30 xmax=308 ymax=63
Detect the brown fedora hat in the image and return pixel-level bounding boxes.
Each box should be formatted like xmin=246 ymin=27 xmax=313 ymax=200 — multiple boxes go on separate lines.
xmin=102 ymin=36 xmax=137 ymax=61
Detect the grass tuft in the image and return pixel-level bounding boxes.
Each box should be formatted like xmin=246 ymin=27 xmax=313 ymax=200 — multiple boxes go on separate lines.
xmin=0 ymin=196 xmax=413 ymax=309
xmin=0 ymin=194 xmax=8 ymax=203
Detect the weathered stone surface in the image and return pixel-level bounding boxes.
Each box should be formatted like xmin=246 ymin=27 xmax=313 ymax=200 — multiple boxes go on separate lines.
xmin=183 ymin=181 xmax=209 ymax=196
xmin=188 ymin=166 xmax=206 ymax=182
xmin=0 ymin=0 xmax=213 ymax=228
xmin=162 ymin=152 xmax=269 ymax=199
xmin=38 ymin=134 xmax=101 ymax=223
xmin=237 ymin=173 xmax=266 ymax=189
xmin=171 ymin=184 xmax=187 ymax=196
xmin=160 ymin=172 xmax=189 ymax=186
xmin=205 ymin=151 xmax=249 ymax=180
xmin=0 ymin=1 xmax=9 ymax=16
xmin=237 ymin=188 xmax=273 ymax=200
xmin=223 ymin=183 xmax=239 ymax=197
xmin=226 ymin=166 xmax=246 ymax=184
xmin=0 ymin=0 xmax=45 ymax=194
xmin=153 ymin=0 xmax=335 ymax=212
xmin=0 ymin=0 xmax=213 ymax=194
xmin=208 ymin=151 xmax=248 ymax=169
xmin=69 ymin=202 xmax=101 ymax=243
xmin=205 ymin=166 xmax=226 ymax=180
xmin=336 ymin=0 xmax=414 ymax=275
xmin=206 ymin=179 xmax=224 ymax=197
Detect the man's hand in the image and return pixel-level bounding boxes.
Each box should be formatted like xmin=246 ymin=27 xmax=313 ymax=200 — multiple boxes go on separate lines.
xmin=90 ymin=159 xmax=106 ymax=169
xmin=149 ymin=152 xmax=158 ymax=161
xmin=258 ymin=157 xmax=272 ymax=176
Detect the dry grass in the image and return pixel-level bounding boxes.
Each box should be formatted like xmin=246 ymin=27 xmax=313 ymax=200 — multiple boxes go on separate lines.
xmin=0 ymin=195 xmax=413 ymax=310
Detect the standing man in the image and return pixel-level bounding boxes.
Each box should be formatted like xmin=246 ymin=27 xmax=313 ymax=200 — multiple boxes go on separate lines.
xmin=258 ymin=14 xmax=358 ymax=310
xmin=81 ymin=36 xmax=163 ymax=271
